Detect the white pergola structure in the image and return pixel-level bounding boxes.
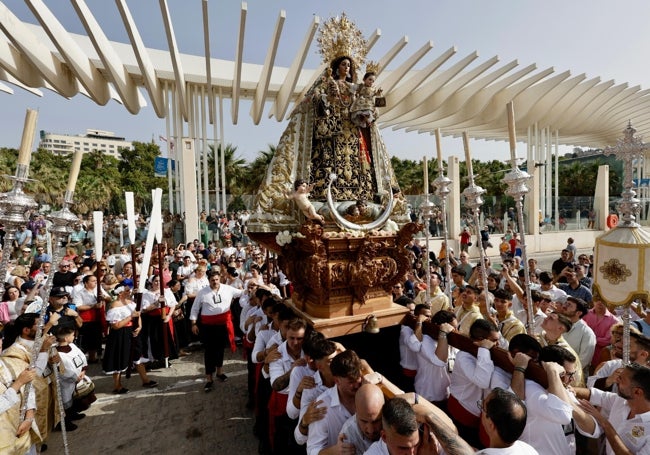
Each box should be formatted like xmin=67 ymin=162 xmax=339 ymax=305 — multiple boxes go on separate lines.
xmin=2 ymin=1 xmax=650 ymax=240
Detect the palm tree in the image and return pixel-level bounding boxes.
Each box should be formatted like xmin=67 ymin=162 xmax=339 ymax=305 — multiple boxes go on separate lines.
xmin=243 ymin=145 xmax=276 ymax=194
xmin=207 ymin=143 xmax=247 ymax=195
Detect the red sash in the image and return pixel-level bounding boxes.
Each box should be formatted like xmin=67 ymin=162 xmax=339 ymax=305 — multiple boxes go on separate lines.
xmin=201 ymin=311 xmax=236 ymax=352
xmin=147 ymin=309 xmax=162 ymax=317
xmin=268 ymin=391 xmax=289 ymax=450
xmin=448 ymin=394 xmax=480 ymax=428
xmin=79 ymin=308 xmax=97 ymax=322
xmin=402 ymin=368 xmax=417 ymax=378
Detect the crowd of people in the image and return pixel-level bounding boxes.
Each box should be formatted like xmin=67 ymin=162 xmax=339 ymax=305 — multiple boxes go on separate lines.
xmin=0 ymin=208 xmax=649 ymax=455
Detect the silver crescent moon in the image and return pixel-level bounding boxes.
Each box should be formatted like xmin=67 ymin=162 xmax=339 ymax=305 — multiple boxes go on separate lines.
xmin=326 ymin=173 xmax=395 ymax=232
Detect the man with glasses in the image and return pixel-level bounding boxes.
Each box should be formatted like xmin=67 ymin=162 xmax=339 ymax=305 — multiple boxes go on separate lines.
xmin=46 ymin=286 xmax=83 ymax=331
xmin=53 ymin=260 xmax=76 ymax=288
xmin=190 ymin=270 xmax=244 ymax=391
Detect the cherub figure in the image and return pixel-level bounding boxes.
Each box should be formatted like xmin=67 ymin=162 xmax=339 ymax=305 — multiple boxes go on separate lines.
xmin=350 ymin=71 xmax=383 ymax=128
xmin=286 ymin=179 xmax=324 ymax=222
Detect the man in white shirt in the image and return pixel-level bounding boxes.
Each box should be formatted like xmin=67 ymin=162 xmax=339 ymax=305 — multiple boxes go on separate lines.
xmin=190 ymin=270 xmax=244 ymax=390
xmin=449 ymin=318 xmax=497 ymax=448
xmin=576 ymin=362 xmax=650 ymax=455
xmin=407 ymin=308 xmax=455 ymax=405
xmin=475 ymin=388 xmax=539 ymax=454
xmin=269 ymin=317 xmax=307 ymax=454
xmin=557 ymin=296 xmax=596 ymax=379
xmin=338 ymin=383 xmax=384 ymax=454
xmin=307 ymin=350 xmax=363 ymax=455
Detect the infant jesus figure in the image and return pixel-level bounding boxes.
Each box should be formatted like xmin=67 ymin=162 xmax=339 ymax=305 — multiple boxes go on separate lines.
xmin=286 ymin=179 xmax=324 ymax=222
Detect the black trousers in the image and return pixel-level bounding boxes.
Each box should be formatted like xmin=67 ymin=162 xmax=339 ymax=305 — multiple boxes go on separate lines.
xmin=200 ymin=324 xmax=228 ymax=375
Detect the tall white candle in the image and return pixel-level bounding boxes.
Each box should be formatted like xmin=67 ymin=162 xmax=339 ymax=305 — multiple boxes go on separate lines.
xmin=506 ymin=101 xmax=517 ymax=164
xmin=17 ymin=109 xmax=38 ymax=166
xmin=423 ymin=156 xmax=429 ymax=195
xmin=66 ymin=149 xmax=83 ymax=193
xmin=125 ymin=192 xmax=136 ymax=245
xmin=435 ymin=129 xmax=443 ymax=170
xmin=462 ymin=132 xmax=473 ymax=178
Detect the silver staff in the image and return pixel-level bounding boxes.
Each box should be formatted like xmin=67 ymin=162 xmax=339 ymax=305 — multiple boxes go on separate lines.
xmin=503 ymin=102 xmax=534 ymax=334
xmin=50 ymin=344 xmax=70 ymax=455
xmin=433 ymin=129 xmax=453 ymax=299
xmin=461 ymin=132 xmax=490 ymax=302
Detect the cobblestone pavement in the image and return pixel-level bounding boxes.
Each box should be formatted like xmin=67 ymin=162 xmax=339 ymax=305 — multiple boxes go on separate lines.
xmin=46 ymin=348 xmax=257 ymax=455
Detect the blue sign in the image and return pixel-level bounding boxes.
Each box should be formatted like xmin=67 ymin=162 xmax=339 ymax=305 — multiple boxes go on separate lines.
xmin=154 ymin=157 xmax=175 ymax=177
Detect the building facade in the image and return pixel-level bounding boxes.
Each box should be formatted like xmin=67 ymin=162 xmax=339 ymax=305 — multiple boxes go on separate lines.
xmin=38 ymin=129 xmax=132 ymax=159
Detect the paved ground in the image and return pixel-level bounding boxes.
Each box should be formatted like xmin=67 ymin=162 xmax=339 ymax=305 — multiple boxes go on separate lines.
xmin=44 ymin=247 xmax=591 ymax=455
xmin=46 ymin=348 xmax=257 ymax=455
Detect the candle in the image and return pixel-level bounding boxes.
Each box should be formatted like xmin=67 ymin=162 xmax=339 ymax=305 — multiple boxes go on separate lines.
xmin=125 ymin=192 xmax=136 ymax=245
xmin=462 ymin=131 xmax=473 ymax=178
xmin=93 ymin=211 xmax=103 ymax=259
xmin=66 ymin=149 xmax=83 ymax=193
xmin=17 ymin=109 xmax=38 ymax=166
xmin=423 ymin=156 xmax=429 ymax=195
xmin=435 ymin=129 xmax=443 ymax=169
xmin=506 ymin=101 xmax=517 ymax=164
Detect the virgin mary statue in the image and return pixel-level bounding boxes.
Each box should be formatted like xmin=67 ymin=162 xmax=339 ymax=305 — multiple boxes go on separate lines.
xmin=248 ymin=14 xmax=408 ymax=234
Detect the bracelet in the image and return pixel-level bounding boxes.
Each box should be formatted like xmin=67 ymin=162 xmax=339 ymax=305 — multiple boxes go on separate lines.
xmin=415 ymin=322 xmax=422 ymax=326
xmin=514 ymin=366 xmax=527 ymax=374
xmin=438 ymin=331 xmax=448 ymax=338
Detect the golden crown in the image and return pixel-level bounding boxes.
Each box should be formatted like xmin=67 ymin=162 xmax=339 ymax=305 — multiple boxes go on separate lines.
xmin=317 ymin=13 xmax=368 ymax=67
xmin=366 ymin=61 xmax=380 ymax=74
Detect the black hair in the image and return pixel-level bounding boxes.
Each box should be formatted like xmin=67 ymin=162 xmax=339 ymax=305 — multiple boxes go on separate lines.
xmin=362 ymin=71 xmax=376 ymax=81
xmin=485 ymin=388 xmax=528 ymax=444
xmin=508 ymin=334 xmax=542 ymax=359
xmin=432 ymin=310 xmax=456 ymax=325
xmin=382 ymin=397 xmax=418 ymax=436
xmin=539 ymin=344 xmax=576 ymax=365
xmin=414 ymin=304 xmax=430 ymax=316
xmin=294 ymin=179 xmax=307 ymax=191
xmin=492 ymin=288 xmax=513 ymax=301
xmin=331 ymin=55 xmax=356 ymax=83
xmin=330 ymin=350 xmax=362 ymax=379
xmin=309 ymin=338 xmax=337 ymax=362
xmin=627 ymin=363 xmax=650 ymax=400
xmin=469 ymin=319 xmax=498 ymax=341
xmin=566 ymin=297 xmax=589 ymax=319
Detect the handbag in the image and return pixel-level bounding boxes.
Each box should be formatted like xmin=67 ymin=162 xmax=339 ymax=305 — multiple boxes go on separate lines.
xmin=73 ymin=375 xmax=95 ymax=399
xmin=172 ymin=304 xmax=185 ymax=321
xmin=374 ymin=96 xmax=386 ymax=107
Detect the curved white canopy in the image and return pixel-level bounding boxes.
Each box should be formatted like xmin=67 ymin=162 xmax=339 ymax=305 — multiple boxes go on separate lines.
xmin=0 ymin=1 xmax=648 ymax=147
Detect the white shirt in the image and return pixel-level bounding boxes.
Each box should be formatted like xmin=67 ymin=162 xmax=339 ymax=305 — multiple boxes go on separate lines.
xmin=295 ymin=373 xmax=328 ymax=446
xmin=449 ymin=348 xmax=494 ymax=417
xmin=406 ymin=333 xmax=451 ymax=402
xmin=475 ymin=440 xmax=539 ymax=454
xmin=518 ymin=379 xmax=574 ymax=455
xmin=340 ymin=413 xmax=375 ymax=455
xmin=189 ymin=284 xmax=243 ymax=320
xmin=57 ymin=343 xmax=87 ymax=407
xmin=363 ymin=439 xmax=389 ymax=455
xmin=585 ymin=388 xmax=650 ymax=455
xmin=287 ymin=364 xmax=317 ymax=419
xmin=587 ymin=359 xmax=622 ymax=392
xmin=183 ymin=275 xmax=209 ymax=297
xmin=399 ymin=325 xmax=418 ymax=370
xmin=269 ymin=340 xmax=303 ymax=394
xmin=563 ymin=319 xmax=596 ymax=372
xmin=307 ymin=386 xmax=353 ymax=455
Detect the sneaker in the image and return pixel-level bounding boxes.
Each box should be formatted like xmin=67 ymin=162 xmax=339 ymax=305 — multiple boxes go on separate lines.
xmin=112 ymin=388 xmax=129 ymax=394
xmin=216 ymin=373 xmax=228 ymax=382
xmin=204 ymin=381 xmax=214 ymax=392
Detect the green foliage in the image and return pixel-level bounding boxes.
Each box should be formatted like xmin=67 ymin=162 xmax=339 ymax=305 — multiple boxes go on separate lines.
xmin=118 ymin=141 xmax=167 ymax=211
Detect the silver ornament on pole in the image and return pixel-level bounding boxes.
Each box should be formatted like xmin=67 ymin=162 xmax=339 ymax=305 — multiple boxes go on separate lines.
xmin=433 ymin=129 xmax=453 ymax=300
xmin=503 ymin=102 xmax=534 ymax=334
xmin=461 ymin=132 xmax=490 ymax=302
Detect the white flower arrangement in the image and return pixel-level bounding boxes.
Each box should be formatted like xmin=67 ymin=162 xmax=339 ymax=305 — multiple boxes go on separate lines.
xmin=275 ymin=230 xmax=304 ymax=246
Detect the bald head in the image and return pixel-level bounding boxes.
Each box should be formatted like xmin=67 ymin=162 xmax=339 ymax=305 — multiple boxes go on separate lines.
xmin=355 ymin=384 xmax=385 ymax=442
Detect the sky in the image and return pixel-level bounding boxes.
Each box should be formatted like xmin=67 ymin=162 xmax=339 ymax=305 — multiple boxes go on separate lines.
xmin=2 ymin=0 xmax=650 ymax=165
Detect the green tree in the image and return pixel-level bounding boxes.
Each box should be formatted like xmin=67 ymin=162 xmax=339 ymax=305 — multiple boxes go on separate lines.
xmin=118 ymin=141 xmax=167 ymax=212
xmin=243 ymin=145 xmax=276 ymax=194
xmin=207 ymin=143 xmax=247 ymax=195
xmin=391 ymin=156 xmax=424 ymax=194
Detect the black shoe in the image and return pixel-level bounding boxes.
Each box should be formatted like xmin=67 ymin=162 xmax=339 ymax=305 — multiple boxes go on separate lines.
xmin=68 ymin=412 xmax=86 ymax=421
xmin=142 ymin=381 xmax=158 ymax=388
xmin=54 ymin=421 xmax=78 ymax=431
xmin=217 ymin=373 xmax=228 ymax=382
xmin=204 ymin=381 xmax=213 ymax=392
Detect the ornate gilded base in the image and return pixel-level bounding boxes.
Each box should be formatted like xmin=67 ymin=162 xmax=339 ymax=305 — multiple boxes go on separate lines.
xmin=250 ymin=221 xmax=421 ymax=332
